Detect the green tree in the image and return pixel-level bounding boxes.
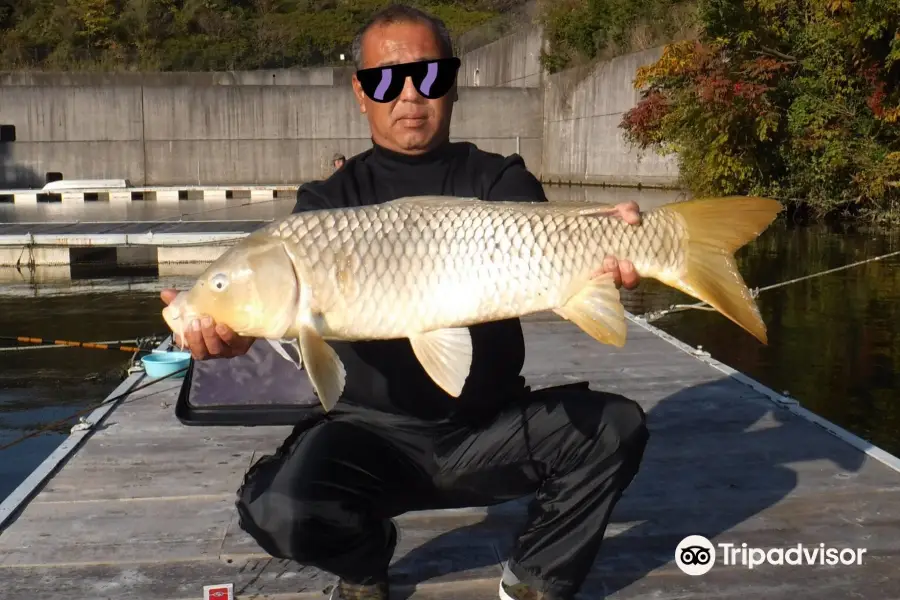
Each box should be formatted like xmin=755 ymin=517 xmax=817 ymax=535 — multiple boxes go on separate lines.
xmin=535 ymin=0 xmax=699 ymax=72
xmin=0 ymin=0 xmax=503 ymax=71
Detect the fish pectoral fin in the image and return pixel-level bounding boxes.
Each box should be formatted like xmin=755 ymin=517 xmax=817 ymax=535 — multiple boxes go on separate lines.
xmin=266 ymin=338 xmax=303 ymax=370
xmin=553 ymin=272 xmax=628 ymax=347
xmin=296 ymin=326 xmax=345 ymax=412
xmin=408 ymin=327 xmax=473 ymax=398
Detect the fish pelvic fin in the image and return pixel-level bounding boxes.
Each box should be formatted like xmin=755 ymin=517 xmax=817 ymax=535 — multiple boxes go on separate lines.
xmin=553 ymin=272 xmax=627 ymax=347
xmin=297 ymin=326 xmax=345 ymax=412
xmin=665 ymin=196 xmax=783 ymax=345
xmin=409 ymin=327 xmax=473 ymax=397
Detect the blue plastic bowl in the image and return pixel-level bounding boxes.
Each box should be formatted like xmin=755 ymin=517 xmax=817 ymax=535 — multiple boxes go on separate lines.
xmin=141 ymin=351 xmax=192 ymax=378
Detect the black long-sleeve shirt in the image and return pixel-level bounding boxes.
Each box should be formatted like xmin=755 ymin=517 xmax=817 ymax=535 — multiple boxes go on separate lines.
xmin=291 ymin=140 xmax=548 ymax=423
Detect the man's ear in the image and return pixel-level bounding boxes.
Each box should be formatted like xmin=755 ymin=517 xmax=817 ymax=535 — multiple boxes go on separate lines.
xmin=351 ymin=75 xmax=367 ymax=114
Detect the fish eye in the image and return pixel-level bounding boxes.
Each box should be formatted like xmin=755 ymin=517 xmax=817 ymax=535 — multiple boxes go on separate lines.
xmin=209 ymin=273 xmax=229 ymax=291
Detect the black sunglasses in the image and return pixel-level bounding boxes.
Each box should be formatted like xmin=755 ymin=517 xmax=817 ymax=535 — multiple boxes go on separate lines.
xmin=356 ymin=57 xmax=461 ymax=103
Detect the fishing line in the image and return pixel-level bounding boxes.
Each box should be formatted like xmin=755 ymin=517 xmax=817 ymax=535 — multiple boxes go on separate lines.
xmin=0 ymin=362 xmax=189 ymax=452
xmin=638 ymin=248 xmax=900 ymax=323
xmin=153 ymin=196 xmax=289 ymax=222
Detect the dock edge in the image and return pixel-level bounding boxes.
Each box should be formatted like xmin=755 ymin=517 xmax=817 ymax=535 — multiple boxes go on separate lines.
xmin=4 ymin=317 xmax=900 ymax=534
xmin=627 ymin=312 xmax=900 ymax=475
xmin=0 ymin=338 xmax=170 ymax=532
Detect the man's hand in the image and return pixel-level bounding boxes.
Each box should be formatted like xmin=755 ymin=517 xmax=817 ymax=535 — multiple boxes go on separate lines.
xmin=594 ymin=201 xmax=642 ymax=290
xmin=160 ymin=288 xmax=255 ymax=360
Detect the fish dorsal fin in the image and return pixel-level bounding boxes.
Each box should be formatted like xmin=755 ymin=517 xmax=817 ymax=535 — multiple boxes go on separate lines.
xmin=534 ymin=201 xmax=618 ymax=216
xmin=408 ymin=327 xmax=473 ymax=397
xmin=385 ymin=195 xmax=481 ymax=207
xmin=553 ymin=272 xmax=628 ymax=347
xmin=384 ymin=197 xmax=615 ymax=217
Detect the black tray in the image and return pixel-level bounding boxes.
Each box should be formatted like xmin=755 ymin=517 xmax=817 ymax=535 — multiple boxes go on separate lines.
xmin=174 ymin=339 xmax=320 ymax=426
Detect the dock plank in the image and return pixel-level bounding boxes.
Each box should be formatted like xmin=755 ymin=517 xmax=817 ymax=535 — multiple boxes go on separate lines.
xmin=1 ymin=316 xmax=899 ymax=599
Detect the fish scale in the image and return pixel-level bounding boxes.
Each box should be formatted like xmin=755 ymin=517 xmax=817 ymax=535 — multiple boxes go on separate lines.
xmin=261 ymin=199 xmax=683 ymax=339
xmin=163 ymin=194 xmax=782 ymax=412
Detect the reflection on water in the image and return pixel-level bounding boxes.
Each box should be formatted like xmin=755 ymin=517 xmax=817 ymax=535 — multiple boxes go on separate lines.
xmin=1 ymin=189 xmax=899 ymax=505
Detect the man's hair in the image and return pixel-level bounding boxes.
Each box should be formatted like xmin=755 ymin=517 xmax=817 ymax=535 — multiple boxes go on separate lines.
xmin=350 ymin=4 xmax=454 ymax=68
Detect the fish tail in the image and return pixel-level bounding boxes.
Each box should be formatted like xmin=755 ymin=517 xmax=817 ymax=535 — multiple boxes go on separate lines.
xmin=663 ymin=196 xmax=783 ymax=344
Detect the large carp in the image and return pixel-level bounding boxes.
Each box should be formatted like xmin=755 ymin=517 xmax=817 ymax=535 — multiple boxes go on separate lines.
xmin=162 ymin=195 xmax=782 ymax=411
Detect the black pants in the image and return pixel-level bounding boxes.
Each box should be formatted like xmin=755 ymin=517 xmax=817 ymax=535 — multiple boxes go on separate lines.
xmin=235 ymin=382 xmax=649 ymax=599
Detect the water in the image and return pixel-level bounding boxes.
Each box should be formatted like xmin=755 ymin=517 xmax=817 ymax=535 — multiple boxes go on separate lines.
xmin=1 ymin=188 xmax=898 ymax=504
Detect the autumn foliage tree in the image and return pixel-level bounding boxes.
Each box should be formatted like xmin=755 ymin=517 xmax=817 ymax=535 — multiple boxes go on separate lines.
xmin=620 ymin=0 xmax=900 ymax=222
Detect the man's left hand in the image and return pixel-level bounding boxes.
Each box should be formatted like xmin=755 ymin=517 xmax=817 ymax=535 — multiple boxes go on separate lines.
xmin=594 ymin=201 xmax=642 ymax=290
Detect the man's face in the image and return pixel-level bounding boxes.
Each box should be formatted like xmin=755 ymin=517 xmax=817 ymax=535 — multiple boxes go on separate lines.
xmin=352 ymin=20 xmax=457 ymax=155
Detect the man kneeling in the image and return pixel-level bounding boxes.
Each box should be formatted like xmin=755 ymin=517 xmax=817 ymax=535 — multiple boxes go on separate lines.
xmin=162 ymin=6 xmax=650 ymax=599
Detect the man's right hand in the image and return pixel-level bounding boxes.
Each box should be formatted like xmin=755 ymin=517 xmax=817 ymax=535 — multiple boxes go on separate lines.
xmin=160 ymin=288 xmax=255 ymax=360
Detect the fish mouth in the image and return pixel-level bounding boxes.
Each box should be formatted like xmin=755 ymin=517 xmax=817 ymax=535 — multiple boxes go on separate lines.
xmin=162 ymin=292 xmax=196 ymax=351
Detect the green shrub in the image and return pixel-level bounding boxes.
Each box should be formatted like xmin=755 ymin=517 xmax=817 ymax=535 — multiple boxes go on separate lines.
xmin=619 ymin=0 xmax=900 ymax=222
xmin=0 ymin=0 xmax=500 ymax=71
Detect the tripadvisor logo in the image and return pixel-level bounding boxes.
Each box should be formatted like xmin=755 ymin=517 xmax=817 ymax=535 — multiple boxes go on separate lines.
xmin=675 ymin=535 xmax=716 ymax=575
xmin=675 ymin=535 xmax=867 ymax=575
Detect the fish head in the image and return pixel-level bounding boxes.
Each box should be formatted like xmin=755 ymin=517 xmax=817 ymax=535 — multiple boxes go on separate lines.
xmin=162 ymin=234 xmax=300 ymax=342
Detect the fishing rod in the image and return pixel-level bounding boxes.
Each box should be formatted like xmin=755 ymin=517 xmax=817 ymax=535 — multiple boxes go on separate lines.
xmin=0 ymin=334 xmax=168 ymax=353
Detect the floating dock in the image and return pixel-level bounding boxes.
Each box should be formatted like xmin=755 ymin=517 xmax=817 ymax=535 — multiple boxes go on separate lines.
xmin=0 ymin=185 xmax=298 ymax=204
xmin=1 ymin=315 xmax=899 ymax=599
xmin=0 ymin=220 xmax=269 ymax=268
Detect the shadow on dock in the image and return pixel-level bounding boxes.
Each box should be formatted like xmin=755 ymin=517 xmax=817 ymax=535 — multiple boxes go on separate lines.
xmin=0 ymin=320 xmax=887 ymax=600
xmin=387 ymin=377 xmax=867 ymax=598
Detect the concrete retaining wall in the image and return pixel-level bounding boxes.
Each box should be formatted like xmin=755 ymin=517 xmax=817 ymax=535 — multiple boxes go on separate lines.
xmin=0 ymin=86 xmax=145 ymax=188
xmin=541 ymin=47 xmax=678 ymax=186
xmin=458 ymin=25 xmax=544 ymax=88
xmin=0 ymin=67 xmax=355 ymax=87
xmin=0 ymin=33 xmax=678 ymax=189
xmin=0 ymin=85 xmax=542 ymax=187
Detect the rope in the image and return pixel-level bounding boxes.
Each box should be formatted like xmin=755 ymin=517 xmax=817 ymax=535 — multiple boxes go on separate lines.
xmin=0 ymin=363 xmax=189 ymax=452
xmin=637 ymin=248 xmax=900 ymax=323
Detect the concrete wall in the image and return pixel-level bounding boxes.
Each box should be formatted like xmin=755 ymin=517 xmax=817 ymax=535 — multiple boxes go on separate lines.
xmin=541 ymin=47 xmax=679 ymax=186
xmin=0 ymin=86 xmax=144 ymax=188
xmin=0 ymin=84 xmax=542 ymax=187
xmin=458 ymin=25 xmax=545 ymax=88
xmin=0 ymin=31 xmax=679 ymax=189
xmin=0 ymin=67 xmax=356 ymax=87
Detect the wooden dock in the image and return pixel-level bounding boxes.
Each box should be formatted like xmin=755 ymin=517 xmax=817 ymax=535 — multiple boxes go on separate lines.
xmin=2 ymin=314 xmax=899 ymax=599
xmin=0 ymin=220 xmax=269 ymax=267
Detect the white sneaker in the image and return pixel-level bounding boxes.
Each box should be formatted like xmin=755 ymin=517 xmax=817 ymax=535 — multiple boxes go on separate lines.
xmin=498 ymin=561 xmax=543 ymax=600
